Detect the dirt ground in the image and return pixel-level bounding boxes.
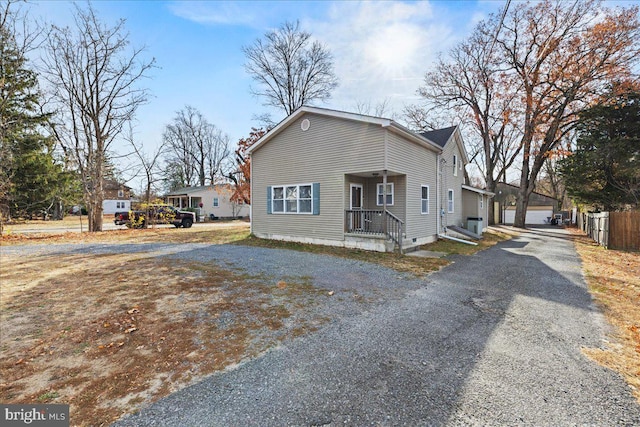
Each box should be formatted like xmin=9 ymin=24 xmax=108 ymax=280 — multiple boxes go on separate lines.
xmin=1 ymin=222 xmax=331 ymax=426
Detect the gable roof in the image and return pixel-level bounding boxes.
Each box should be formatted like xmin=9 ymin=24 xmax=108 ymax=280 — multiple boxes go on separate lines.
xmin=103 ymin=179 xmax=131 ymax=191
xmin=247 ymin=106 xmax=444 ymax=155
xmin=419 ymin=126 xmax=457 ymax=148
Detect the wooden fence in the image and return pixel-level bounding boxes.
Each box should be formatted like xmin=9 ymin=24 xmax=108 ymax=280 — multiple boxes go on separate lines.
xmin=577 ymin=211 xmax=640 ymax=251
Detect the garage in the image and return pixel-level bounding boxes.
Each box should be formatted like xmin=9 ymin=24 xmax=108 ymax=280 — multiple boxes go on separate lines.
xmin=503 ymin=206 xmax=554 ymax=224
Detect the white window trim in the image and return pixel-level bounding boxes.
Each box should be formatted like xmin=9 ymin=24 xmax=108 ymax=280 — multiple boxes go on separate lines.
xmin=213 ymin=197 xmax=219 ymax=207
xmin=448 ymin=189 xmax=454 ymax=213
xmin=272 ymin=183 xmax=314 ymax=214
xmin=376 ymin=182 xmax=394 ymax=206
xmin=453 ymin=155 xmax=458 ymax=177
xmin=421 ymin=185 xmax=430 ymax=214
xmin=118 ymin=189 xmax=124 ymax=198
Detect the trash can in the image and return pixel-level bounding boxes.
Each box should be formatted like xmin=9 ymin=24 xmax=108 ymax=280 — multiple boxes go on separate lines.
xmin=467 ymin=217 xmax=483 ymax=235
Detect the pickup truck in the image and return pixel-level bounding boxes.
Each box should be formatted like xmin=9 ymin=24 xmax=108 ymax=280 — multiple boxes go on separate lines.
xmin=114 ymin=205 xmax=196 ymax=229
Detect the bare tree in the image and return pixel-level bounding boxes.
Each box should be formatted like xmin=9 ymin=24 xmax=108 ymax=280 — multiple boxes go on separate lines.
xmin=243 ymin=20 xmax=338 ymax=115
xmin=495 ymin=0 xmax=640 ymax=227
xmin=353 ymin=98 xmax=393 ymax=118
xmin=125 ymin=130 xmax=164 ymax=207
xmin=410 ymin=9 xmax=523 ymax=225
xmin=42 ymin=3 xmax=154 ymax=231
xmin=162 ymin=105 xmax=230 ymax=189
xmin=125 ymin=127 xmax=165 ymax=228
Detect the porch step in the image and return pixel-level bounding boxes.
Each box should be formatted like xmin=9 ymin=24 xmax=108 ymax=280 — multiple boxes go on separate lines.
xmin=447 ymin=225 xmax=483 ymax=240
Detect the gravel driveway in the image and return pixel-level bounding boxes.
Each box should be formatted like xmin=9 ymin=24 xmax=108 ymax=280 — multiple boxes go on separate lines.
xmin=5 ymin=227 xmax=637 ymax=425
xmin=106 ymin=226 xmax=640 ymax=426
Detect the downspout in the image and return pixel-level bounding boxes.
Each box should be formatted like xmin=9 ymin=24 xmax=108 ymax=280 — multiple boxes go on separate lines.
xmin=383 ymin=130 xmax=388 ymax=239
xmin=436 ymin=154 xmax=440 ymax=235
xmin=438 ymin=233 xmax=478 ymax=246
xmin=249 ymin=152 xmax=253 ymax=235
xmin=382 ymin=169 xmax=388 ymax=236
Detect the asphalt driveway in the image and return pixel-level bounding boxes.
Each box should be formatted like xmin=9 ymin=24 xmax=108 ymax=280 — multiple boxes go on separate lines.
xmin=114 ymin=227 xmax=640 ymax=426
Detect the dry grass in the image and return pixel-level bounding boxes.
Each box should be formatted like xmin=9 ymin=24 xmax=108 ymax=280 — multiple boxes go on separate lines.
xmin=422 ymin=226 xmax=519 ymax=256
xmin=570 ymin=228 xmax=640 ymax=402
xmin=0 ymin=221 xmax=250 ymax=246
xmin=0 ymin=250 xmax=327 ymax=426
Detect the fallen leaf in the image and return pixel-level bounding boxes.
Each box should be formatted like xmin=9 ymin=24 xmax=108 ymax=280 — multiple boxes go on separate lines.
xmin=125 ymin=327 xmax=137 ymax=334
xmin=328 ymin=291 xmax=334 ymax=296
xmin=127 ymin=308 xmax=139 ymax=314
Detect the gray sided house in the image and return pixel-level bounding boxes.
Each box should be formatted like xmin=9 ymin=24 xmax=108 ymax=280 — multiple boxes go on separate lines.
xmin=249 ymin=107 xmax=490 ymax=252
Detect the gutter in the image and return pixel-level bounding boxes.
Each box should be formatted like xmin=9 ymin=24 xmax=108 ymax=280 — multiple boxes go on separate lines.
xmin=438 ymin=233 xmax=478 ymax=246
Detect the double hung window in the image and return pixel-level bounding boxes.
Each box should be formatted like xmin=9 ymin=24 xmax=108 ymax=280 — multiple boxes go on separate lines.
xmin=421 ymin=185 xmax=429 ymax=214
xmin=272 ymin=184 xmax=313 ymax=214
xmin=376 ymin=183 xmax=394 ymax=206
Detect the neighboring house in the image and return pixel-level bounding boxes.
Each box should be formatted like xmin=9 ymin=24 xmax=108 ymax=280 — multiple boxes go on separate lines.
xmin=248 ymin=106 xmax=493 ymax=252
xmin=165 ymin=184 xmax=249 ymax=220
xmin=102 ymin=180 xmax=132 ymax=214
xmin=495 ymin=182 xmax=559 ymax=224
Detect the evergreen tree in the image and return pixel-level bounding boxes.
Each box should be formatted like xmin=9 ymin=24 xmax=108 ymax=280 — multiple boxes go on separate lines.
xmin=560 ymin=90 xmax=640 ymax=210
xmin=0 ymin=5 xmax=77 ymax=222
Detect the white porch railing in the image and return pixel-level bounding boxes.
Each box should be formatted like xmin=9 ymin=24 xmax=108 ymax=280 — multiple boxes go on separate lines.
xmin=345 ymin=209 xmax=404 ymax=252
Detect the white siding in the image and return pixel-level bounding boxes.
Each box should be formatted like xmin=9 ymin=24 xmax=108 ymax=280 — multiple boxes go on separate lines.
xmin=504 ymin=207 xmax=553 ymax=224
xmin=167 ymin=186 xmax=249 ymax=219
xmin=103 ymin=199 xmax=130 ymax=214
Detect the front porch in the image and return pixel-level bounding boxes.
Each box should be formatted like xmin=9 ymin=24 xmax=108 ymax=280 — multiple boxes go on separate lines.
xmin=344 ymin=171 xmax=406 ymax=252
xmin=345 ymin=209 xmax=404 ymax=252
xmin=166 ymin=194 xmax=203 ymax=220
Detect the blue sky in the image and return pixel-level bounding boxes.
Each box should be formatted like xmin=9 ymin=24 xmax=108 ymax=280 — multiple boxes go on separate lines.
xmin=29 ymin=1 xmax=501 ymax=150
xmin=27 ymin=0 xmax=638 ymax=187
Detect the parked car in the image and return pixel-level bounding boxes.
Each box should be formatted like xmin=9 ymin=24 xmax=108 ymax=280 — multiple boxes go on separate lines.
xmin=114 ymin=205 xmax=195 ymax=229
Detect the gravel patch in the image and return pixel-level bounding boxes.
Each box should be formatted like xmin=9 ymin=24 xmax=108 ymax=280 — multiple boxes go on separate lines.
xmin=4 ymin=230 xmax=639 ymax=426
xmin=112 ymin=228 xmax=640 ymax=426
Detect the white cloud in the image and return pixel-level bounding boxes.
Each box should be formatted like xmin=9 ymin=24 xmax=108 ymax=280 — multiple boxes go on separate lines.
xmin=305 ymin=1 xmax=455 ymax=118
xmin=167 ymin=1 xmax=263 ymax=27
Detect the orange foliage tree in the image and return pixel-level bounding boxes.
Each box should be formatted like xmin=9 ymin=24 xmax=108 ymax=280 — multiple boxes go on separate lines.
xmin=497 ymin=0 xmax=640 ymax=227
xmin=227 ymin=128 xmax=267 ymax=205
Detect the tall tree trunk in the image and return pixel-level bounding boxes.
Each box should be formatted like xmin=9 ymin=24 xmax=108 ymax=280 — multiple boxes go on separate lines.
xmin=486 ymin=176 xmax=496 ymax=225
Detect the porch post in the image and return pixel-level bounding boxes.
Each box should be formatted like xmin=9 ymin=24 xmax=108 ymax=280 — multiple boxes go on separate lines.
xmin=383 ymin=170 xmax=388 ymax=236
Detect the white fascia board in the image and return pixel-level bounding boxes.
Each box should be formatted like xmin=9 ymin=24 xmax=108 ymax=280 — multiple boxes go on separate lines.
xmin=453 ymin=126 xmax=470 ymax=164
